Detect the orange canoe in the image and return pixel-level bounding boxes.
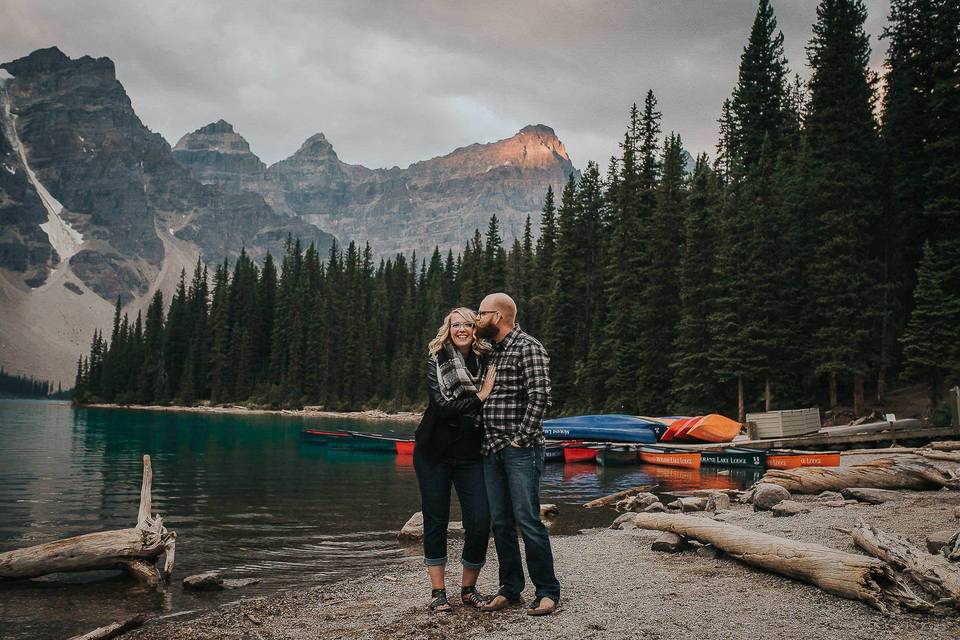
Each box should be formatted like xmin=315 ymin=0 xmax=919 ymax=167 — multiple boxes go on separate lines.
xmin=638 ymin=447 xmax=702 ymax=468
xmin=766 ymin=450 xmax=841 ymax=469
xmin=678 ymin=414 xmax=742 ymax=443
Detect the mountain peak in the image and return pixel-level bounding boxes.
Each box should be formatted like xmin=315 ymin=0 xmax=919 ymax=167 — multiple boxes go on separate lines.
xmin=518 ymin=124 xmax=556 ymax=137
xmin=295 ymin=133 xmax=337 ymax=159
xmin=2 ymin=47 xmax=115 ymax=79
xmin=196 ymin=119 xmax=236 ymax=135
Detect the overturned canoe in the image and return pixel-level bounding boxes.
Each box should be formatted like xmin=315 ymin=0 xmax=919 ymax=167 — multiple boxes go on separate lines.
xmin=544 ymin=414 xmax=666 ymax=444
xmin=638 ymin=446 xmax=702 ymax=469
xmin=658 ymin=414 xmax=741 ymax=444
xmin=766 ymin=450 xmax=841 ymax=469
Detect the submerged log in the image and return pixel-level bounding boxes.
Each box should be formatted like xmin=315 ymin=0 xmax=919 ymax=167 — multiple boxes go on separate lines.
xmin=851 ymin=521 xmax=960 ymax=609
xmin=629 ymin=512 xmax=930 ymax=613
xmin=0 ymin=455 xmax=175 ymax=583
xmin=583 ymin=484 xmax=656 ymax=509
xmin=761 ymin=457 xmax=957 ymax=494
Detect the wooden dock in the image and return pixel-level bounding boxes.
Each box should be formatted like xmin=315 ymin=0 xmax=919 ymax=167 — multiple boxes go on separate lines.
xmin=668 ymin=420 xmax=960 ymax=452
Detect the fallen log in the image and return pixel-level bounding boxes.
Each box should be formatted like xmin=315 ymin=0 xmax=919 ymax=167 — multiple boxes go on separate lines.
xmin=583 ymin=484 xmax=656 ymax=509
xmin=917 ymin=450 xmax=960 ymax=463
xmin=840 ymin=488 xmax=900 ymax=504
xmin=629 ymin=512 xmax=930 ymax=613
xmin=851 ymin=520 xmax=960 ymax=608
xmin=840 ymin=447 xmax=923 ymax=456
xmin=66 ymin=615 xmax=146 ymax=640
xmin=761 ymin=457 xmax=957 ymax=494
xmin=0 ymin=455 xmax=175 ymax=583
xmin=929 ymin=441 xmax=960 ymax=452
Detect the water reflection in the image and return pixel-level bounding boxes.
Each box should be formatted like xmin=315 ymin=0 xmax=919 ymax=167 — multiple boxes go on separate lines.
xmin=0 ymin=400 xmax=760 ymax=639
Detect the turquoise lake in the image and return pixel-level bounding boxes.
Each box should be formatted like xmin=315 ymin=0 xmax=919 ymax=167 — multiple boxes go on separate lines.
xmin=0 ymin=399 xmax=763 ymax=638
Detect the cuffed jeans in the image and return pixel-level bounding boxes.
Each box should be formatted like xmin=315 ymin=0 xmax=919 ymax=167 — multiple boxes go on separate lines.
xmin=413 ymin=449 xmax=490 ymax=569
xmin=483 ymin=444 xmax=560 ymax=602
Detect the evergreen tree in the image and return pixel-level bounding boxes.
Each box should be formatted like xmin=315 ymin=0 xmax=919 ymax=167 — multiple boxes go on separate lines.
xmin=544 ymin=174 xmax=581 ymax=410
xmin=805 ymin=0 xmax=883 ymax=413
xmin=730 ymin=0 xmax=790 ymax=169
xmin=672 ymin=155 xmax=723 ymax=413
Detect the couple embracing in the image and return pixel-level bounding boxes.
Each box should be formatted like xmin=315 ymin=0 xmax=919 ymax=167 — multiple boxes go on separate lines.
xmin=413 ymin=293 xmax=560 ymax=616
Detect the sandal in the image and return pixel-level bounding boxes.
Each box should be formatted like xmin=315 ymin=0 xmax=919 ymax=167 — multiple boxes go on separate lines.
xmin=526 ymin=596 xmax=559 ymax=616
xmin=461 ymin=585 xmax=490 ymax=609
xmin=429 ymin=588 xmax=452 ymax=612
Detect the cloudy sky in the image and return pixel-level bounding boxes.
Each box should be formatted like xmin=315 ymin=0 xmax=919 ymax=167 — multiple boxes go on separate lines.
xmin=0 ymin=0 xmax=890 ymax=170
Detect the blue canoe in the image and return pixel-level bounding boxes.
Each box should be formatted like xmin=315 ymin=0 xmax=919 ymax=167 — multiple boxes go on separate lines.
xmin=543 ymin=415 xmax=667 ymax=444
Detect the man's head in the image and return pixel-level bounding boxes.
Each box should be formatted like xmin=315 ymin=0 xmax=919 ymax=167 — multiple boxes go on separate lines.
xmin=475 ymin=293 xmax=517 ymax=341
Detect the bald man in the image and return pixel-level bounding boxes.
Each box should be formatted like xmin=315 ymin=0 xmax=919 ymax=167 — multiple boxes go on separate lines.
xmin=474 ymin=293 xmax=560 ymax=616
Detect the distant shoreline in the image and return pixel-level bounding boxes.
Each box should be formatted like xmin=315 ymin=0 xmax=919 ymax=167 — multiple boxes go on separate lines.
xmin=79 ymin=402 xmax=423 ymax=422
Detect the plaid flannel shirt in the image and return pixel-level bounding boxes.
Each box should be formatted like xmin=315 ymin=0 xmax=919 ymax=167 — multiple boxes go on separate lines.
xmin=481 ymin=325 xmax=552 ymax=455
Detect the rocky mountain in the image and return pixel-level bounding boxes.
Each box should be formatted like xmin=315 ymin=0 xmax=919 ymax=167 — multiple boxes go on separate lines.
xmin=0 ymin=48 xmax=334 ymax=385
xmin=173 ymin=122 xmax=577 ymax=257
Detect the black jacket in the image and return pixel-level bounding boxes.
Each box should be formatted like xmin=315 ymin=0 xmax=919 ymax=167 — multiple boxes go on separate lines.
xmin=415 ymin=352 xmax=483 ymax=462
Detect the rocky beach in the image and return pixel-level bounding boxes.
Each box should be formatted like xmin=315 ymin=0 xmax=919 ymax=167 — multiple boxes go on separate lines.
xmin=113 ymin=452 xmax=960 ymax=640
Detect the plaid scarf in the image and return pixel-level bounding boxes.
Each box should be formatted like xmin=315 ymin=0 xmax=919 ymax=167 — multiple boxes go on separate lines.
xmin=436 ymin=342 xmax=483 ymax=401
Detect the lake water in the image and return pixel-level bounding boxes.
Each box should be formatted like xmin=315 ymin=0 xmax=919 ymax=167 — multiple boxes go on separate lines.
xmin=0 ymin=399 xmax=763 ymax=638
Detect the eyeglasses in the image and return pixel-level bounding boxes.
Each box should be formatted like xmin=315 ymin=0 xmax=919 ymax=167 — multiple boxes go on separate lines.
xmin=450 ymin=322 xmax=475 ymax=330
xmin=477 ymin=310 xmax=499 ymax=317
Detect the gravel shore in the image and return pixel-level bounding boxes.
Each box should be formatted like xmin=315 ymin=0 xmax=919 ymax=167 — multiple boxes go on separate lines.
xmin=125 ymin=456 xmax=960 ymax=640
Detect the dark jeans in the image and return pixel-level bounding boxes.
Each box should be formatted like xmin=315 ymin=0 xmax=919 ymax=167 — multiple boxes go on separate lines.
xmin=483 ymin=445 xmax=560 ymax=602
xmin=413 ymin=449 xmax=490 ymax=569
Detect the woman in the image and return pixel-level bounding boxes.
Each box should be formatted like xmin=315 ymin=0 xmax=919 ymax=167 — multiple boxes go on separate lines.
xmin=414 ymin=307 xmax=496 ymax=612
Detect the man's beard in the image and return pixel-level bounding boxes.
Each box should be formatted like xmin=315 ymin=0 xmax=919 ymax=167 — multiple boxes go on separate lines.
xmin=475 ymin=323 xmax=498 ymax=339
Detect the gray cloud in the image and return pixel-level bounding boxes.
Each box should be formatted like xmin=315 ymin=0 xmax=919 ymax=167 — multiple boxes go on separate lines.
xmin=0 ymin=0 xmax=890 ymax=170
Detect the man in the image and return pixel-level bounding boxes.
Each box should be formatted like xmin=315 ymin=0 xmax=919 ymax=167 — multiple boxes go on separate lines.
xmin=474 ymin=292 xmax=560 ymax=616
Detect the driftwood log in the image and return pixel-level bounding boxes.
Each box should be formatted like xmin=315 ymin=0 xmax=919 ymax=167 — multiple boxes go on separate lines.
xmin=929 ymin=441 xmax=960 ymax=452
xmin=584 ymin=484 xmax=656 ymax=509
xmin=66 ymin=615 xmax=146 ymax=640
xmin=851 ymin=521 xmax=960 ymax=609
xmin=917 ymin=450 xmax=960 ymax=463
xmin=761 ymin=457 xmax=958 ymax=494
xmin=630 ymin=512 xmax=930 ymax=613
xmin=0 ymin=455 xmax=175 ymax=584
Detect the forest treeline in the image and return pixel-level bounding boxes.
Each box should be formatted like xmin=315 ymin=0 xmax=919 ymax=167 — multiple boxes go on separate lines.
xmin=74 ymin=0 xmax=959 ymax=419
xmin=0 ymin=368 xmax=65 ymax=399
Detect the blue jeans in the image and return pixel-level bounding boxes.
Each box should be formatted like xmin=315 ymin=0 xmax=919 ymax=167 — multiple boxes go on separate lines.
xmin=483 ymin=445 xmax=560 ymax=602
xmin=413 ymin=449 xmax=490 ymax=569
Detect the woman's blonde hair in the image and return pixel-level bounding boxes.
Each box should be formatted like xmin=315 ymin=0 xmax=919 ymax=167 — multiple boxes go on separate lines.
xmin=428 ymin=307 xmax=492 ymax=357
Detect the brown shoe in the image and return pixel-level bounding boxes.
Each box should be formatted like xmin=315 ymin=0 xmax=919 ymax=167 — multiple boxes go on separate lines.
xmin=480 ymin=594 xmax=523 ymax=612
xmin=526 ymin=596 xmax=558 ymax=616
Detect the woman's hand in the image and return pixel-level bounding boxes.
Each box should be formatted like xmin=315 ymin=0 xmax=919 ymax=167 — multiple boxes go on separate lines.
xmin=477 ymin=365 xmax=496 ymax=402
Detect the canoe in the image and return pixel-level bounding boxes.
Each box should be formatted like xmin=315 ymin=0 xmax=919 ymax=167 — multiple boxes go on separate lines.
xmin=395 ymin=440 xmax=416 ymax=455
xmin=545 ymin=442 xmax=572 ymax=462
xmin=302 ymin=429 xmax=414 ymax=453
xmin=701 ymin=447 xmax=767 ymax=469
xmin=658 ymin=414 xmax=741 ymax=444
xmin=638 ymin=446 xmax=702 ymax=468
xmin=544 ymin=415 xmax=666 ymax=444
xmin=595 ymin=445 xmax=639 ymax=466
xmin=766 ymin=450 xmax=841 ymax=469
xmin=564 ymin=445 xmax=599 ymax=463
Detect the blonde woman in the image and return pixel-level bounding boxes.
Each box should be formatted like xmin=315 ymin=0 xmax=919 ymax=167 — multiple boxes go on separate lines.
xmin=414 ymin=307 xmax=496 ymax=612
